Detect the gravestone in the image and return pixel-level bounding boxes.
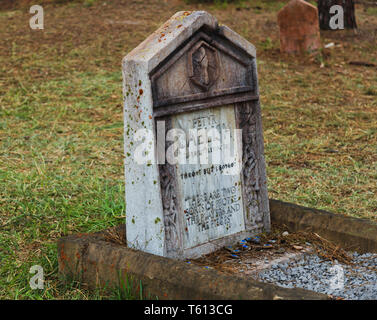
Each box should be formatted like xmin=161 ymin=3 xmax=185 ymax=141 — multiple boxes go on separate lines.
xmin=122 ymin=11 xmax=270 ymax=259
xmin=277 ymin=0 xmax=321 ymax=54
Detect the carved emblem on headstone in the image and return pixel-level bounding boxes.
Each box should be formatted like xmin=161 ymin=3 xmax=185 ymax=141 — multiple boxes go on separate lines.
xmin=188 ymin=41 xmax=219 ymax=91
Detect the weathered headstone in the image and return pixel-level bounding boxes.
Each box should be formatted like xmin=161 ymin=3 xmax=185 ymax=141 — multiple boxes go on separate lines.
xmin=277 ymin=0 xmax=321 ymax=54
xmin=122 ymin=11 xmax=270 ymax=259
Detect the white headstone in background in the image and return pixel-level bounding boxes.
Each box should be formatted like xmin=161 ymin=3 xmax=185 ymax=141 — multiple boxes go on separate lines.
xmin=122 ymin=11 xmax=270 ymax=259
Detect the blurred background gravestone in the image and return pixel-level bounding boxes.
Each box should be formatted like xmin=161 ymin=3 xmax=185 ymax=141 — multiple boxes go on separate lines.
xmin=277 ymin=0 xmax=321 ymax=54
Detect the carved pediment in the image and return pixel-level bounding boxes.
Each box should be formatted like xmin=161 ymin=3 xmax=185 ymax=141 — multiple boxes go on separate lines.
xmin=150 ymin=29 xmax=257 ymax=116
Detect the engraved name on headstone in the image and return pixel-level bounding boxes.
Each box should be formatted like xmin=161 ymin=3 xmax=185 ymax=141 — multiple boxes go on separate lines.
xmin=122 ymin=11 xmax=270 ymax=259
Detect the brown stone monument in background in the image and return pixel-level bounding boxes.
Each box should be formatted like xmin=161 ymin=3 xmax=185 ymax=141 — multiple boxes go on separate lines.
xmin=277 ymin=0 xmax=321 ymax=54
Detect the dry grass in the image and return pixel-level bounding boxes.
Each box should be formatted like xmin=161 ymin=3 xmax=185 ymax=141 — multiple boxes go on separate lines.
xmin=190 ymin=223 xmax=355 ymax=275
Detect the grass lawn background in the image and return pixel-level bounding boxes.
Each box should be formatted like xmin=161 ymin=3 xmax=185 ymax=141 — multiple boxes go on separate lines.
xmin=0 ymin=0 xmax=376 ymax=299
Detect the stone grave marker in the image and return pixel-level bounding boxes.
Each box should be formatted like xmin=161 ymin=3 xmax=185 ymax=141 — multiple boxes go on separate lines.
xmin=122 ymin=11 xmax=270 ymax=259
xmin=277 ymin=0 xmax=321 ymax=54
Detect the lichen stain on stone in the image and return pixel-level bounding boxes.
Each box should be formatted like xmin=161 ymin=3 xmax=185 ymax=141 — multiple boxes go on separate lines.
xmin=60 ymin=247 xmax=69 ymax=262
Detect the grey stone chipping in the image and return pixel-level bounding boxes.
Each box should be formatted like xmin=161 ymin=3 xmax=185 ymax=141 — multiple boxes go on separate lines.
xmin=258 ymin=252 xmax=377 ymax=300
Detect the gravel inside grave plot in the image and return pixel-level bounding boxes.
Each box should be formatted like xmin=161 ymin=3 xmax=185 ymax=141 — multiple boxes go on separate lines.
xmin=258 ymin=252 xmax=377 ymax=300
xmin=189 ymin=226 xmax=377 ymax=300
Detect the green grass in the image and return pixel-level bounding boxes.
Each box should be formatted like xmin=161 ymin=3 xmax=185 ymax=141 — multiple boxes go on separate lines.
xmin=367 ymin=7 xmax=377 ymax=16
xmin=0 ymin=69 xmax=126 ymax=298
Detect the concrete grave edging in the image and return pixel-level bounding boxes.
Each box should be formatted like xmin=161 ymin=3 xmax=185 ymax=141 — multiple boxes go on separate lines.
xmin=58 ymin=232 xmax=326 ymax=300
xmin=270 ymin=199 xmax=377 ymax=253
xmin=57 ymin=199 xmax=377 ymax=300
